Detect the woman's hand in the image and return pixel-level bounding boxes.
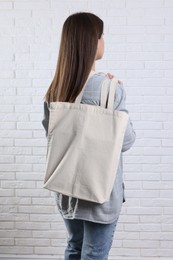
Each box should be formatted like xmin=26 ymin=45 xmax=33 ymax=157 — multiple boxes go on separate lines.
xmin=106 ymin=73 xmax=114 ymax=79
xmin=106 ymin=73 xmax=123 ymax=85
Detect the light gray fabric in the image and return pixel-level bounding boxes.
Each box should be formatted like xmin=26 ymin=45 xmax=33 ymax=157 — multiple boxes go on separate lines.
xmin=42 ymin=72 xmax=136 ymax=224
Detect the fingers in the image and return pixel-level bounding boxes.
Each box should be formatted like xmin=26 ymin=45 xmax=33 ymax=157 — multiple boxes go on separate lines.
xmin=106 ymin=73 xmax=124 ymax=85
xmin=118 ymin=80 xmax=123 ymax=85
xmin=106 ymin=73 xmax=114 ymax=79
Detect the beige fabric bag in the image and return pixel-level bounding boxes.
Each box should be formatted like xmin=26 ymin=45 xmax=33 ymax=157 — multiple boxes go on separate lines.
xmin=43 ymin=71 xmax=129 ymax=204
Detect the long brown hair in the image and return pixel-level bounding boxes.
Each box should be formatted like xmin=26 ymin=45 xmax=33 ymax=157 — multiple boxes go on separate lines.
xmin=45 ymin=12 xmax=103 ymax=102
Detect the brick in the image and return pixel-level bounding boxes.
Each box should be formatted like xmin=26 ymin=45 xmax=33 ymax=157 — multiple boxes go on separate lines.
xmin=17 ymin=122 xmax=43 ymax=130
xmin=123 ymin=239 xmax=159 ymax=248
xmin=0 ymin=172 xmax=15 ymax=180
xmin=110 ymin=247 xmax=140 ymax=256
xmin=16 ymin=155 xmax=45 ymax=164
xmin=126 ymin=190 xmax=159 ymax=198
xmin=0 ymin=70 xmax=14 ymax=79
xmin=30 ymin=113 xmax=43 ymax=122
xmin=126 ymin=207 xmax=162 ymax=215
xmin=0 ymin=238 xmax=14 ymax=246
xmin=127 ymin=16 xmax=164 ymax=25
xmin=51 ymin=238 xmax=66 ymax=247
xmin=0 ymin=122 xmax=15 ymax=130
xmin=16 ymin=69 xmax=52 ymax=79
xmin=125 ymin=172 xmax=160 ymax=181
xmin=127 ymin=51 xmax=163 ymax=61
xmin=0 ymin=205 xmax=17 ymax=213
xmin=16 ymin=188 xmax=50 ymax=197
xmin=14 ymin=1 xmax=50 ymax=10
xmin=0 ymin=213 xmax=29 ymax=222
xmin=0 ymin=96 xmax=31 ymax=105
xmin=33 ymin=130 xmax=45 ymax=138
xmin=142 ymin=181 xmax=161 ymax=190
xmin=124 ymin=198 xmax=141 ymax=207
xmin=0 ymin=197 xmax=31 ymax=205
xmin=17 ymin=87 xmax=45 ymax=96
xmin=141 ymin=112 xmax=167 ymax=121
xmin=140 ymin=129 xmax=159 ymax=141
xmin=0 ymin=87 xmax=16 ymax=95
xmin=143 ymin=164 xmax=172 ymax=173
xmin=135 ymin=138 xmax=161 ymax=147
xmin=116 ymin=231 xmax=139 ymax=240
xmin=0 ymin=2 xmax=13 ymax=9
xmin=0 ymin=113 xmax=29 ymax=122
xmin=30 ymin=214 xmax=58 ymax=222
xmin=108 ymin=8 xmax=145 ymax=17
xmin=0 ymin=147 xmax=32 ymax=155
xmin=141 ymin=198 xmax=173 ymax=207
xmin=165 ymin=0 xmax=173 ymax=6
xmin=0 ymin=105 xmax=14 ymax=113
xmin=0 ymin=138 xmax=13 ymax=147
xmin=0 ymin=164 xmax=32 ymax=172
xmin=125 ymin=223 xmax=161 ymax=232
xmin=15 ymin=238 xmax=50 ymax=246
xmin=16 ymin=221 xmax=50 ymax=230
xmin=140 ymin=231 xmax=163 ymax=240
xmin=161 ymin=190 xmax=173 ymax=198
xmin=32 ymin=230 xmax=60 ymax=239
xmin=16 ymin=172 xmax=43 ymax=181
xmin=0 ymin=155 xmax=14 ymax=163
xmin=18 ymin=205 xmax=55 ymax=214
xmin=161 ymin=174 xmax=173 ymax=181
xmin=0 ymin=130 xmax=32 ymax=138
xmin=15 ymin=138 xmax=46 ymax=147
xmin=141 ymin=248 xmax=173 ymax=257
xmin=134 ymin=121 xmax=162 ymax=130
xmin=0 ymin=246 xmax=33 ymax=254
xmin=32 ymin=198 xmax=55 ymax=205
xmin=0 ymin=189 xmax=14 ymax=197
xmin=124 ymin=181 xmax=142 ymax=190
xmin=126 ymin=0 xmax=164 ymax=7
xmin=33 ymin=164 xmax=46 ymax=172
xmin=15 ymin=105 xmax=42 ymax=113
xmin=0 ymin=221 xmax=14 ymax=229
xmin=140 ymin=215 xmax=162 ymax=223
xmin=165 ymin=35 xmax=173 ymax=42
xmin=10 ymin=78 xmax=32 ymax=87
xmin=1 ymin=180 xmax=35 ymax=189
xmin=34 ymin=246 xmax=63 ymax=255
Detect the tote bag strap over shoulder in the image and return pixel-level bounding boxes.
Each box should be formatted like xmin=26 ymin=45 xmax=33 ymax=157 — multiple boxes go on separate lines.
xmin=100 ymin=78 xmax=118 ymax=109
xmin=107 ymin=78 xmax=118 ymax=109
xmin=75 ymin=70 xmax=118 ymax=110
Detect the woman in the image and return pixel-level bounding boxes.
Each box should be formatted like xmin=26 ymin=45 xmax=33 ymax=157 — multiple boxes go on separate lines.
xmin=42 ymin=12 xmax=136 ymax=260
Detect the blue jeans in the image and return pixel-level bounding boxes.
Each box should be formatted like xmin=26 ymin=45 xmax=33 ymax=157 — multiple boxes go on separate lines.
xmin=63 ymin=218 xmax=117 ymax=260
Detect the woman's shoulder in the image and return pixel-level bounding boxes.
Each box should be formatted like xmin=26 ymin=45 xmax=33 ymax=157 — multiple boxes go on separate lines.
xmin=83 ymin=71 xmax=125 ymax=105
xmin=88 ymin=71 xmax=125 ymax=96
xmin=82 ymin=72 xmax=107 ymax=103
xmin=90 ymin=71 xmax=108 ymax=82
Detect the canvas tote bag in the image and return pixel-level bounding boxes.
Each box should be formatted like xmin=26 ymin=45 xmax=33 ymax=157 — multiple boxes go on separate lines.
xmin=43 ymin=71 xmax=129 ymax=204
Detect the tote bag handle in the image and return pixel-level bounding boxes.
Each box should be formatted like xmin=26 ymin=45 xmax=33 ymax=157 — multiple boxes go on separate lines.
xmin=100 ymin=78 xmax=118 ymax=109
xmin=75 ymin=71 xmax=118 ymax=110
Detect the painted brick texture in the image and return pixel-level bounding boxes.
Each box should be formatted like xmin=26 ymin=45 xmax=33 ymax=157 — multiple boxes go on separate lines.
xmin=0 ymin=0 xmax=173 ymax=259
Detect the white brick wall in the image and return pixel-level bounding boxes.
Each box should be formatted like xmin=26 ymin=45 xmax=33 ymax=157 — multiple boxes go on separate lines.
xmin=0 ymin=0 xmax=173 ymax=259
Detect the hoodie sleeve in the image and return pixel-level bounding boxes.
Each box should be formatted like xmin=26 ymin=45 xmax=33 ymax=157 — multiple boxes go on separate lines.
xmin=114 ymin=84 xmax=136 ymax=152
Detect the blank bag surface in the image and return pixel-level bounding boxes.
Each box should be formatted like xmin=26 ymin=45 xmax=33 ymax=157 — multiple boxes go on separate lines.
xmin=43 ymin=72 xmax=129 ymax=204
